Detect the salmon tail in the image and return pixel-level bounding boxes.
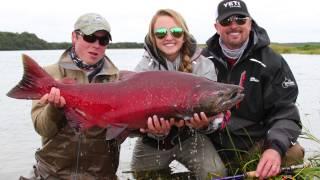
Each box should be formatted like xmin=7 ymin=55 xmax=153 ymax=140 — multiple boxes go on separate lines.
xmin=6 ymin=54 xmax=56 ymax=100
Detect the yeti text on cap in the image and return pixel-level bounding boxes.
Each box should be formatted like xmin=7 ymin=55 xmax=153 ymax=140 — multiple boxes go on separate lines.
xmin=223 ymin=1 xmax=242 ymax=8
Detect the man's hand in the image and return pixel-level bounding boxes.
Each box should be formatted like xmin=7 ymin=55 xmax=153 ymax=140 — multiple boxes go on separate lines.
xmin=255 ymin=149 xmax=281 ymax=179
xmin=39 ymin=87 xmax=66 ymax=108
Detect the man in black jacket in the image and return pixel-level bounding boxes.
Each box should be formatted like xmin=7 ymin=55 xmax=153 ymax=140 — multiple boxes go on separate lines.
xmin=202 ymin=0 xmax=304 ymax=179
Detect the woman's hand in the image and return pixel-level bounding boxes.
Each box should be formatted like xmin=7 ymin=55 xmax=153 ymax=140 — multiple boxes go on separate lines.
xmin=186 ymin=110 xmax=231 ymax=131
xmin=185 ymin=112 xmax=210 ymax=130
xmin=140 ymin=115 xmax=171 ymax=135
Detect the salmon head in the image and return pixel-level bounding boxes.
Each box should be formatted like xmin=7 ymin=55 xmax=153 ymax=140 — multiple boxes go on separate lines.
xmin=190 ymin=82 xmax=244 ymax=116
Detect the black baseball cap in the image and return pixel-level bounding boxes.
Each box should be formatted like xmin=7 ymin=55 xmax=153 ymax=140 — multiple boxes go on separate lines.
xmin=216 ymin=0 xmax=250 ymax=21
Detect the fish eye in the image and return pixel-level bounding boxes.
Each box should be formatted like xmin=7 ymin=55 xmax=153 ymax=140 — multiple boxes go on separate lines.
xmin=230 ymin=92 xmax=238 ymax=99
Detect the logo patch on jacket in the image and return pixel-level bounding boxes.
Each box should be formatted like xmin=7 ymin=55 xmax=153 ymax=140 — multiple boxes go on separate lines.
xmin=249 ymin=77 xmax=260 ymax=83
xmin=282 ymin=77 xmax=296 ymax=88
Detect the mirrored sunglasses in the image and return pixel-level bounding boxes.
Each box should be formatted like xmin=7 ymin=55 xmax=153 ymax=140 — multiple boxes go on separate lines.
xmin=76 ymin=31 xmax=110 ymax=46
xmin=219 ymin=15 xmax=249 ymax=27
xmin=154 ymin=27 xmax=184 ymax=39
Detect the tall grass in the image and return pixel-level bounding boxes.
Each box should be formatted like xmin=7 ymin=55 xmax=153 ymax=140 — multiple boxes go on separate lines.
xmin=210 ymin=127 xmax=320 ymax=179
xmin=294 ymin=128 xmax=320 ymax=179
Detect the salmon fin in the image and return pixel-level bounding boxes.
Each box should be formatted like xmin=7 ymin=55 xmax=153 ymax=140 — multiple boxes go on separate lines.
xmin=106 ymin=124 xmax=128 ymax=140
xmin=7 ymin=54 xmax=56 ymax=99
xmin=118 ymin=70 xmax=136 ymax=81
xmin=64 ymin=107 xmax=94 ymax=129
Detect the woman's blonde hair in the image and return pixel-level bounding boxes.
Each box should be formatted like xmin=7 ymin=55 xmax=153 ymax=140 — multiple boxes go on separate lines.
xmin=147 ymin=9 xmax=193 ymax=73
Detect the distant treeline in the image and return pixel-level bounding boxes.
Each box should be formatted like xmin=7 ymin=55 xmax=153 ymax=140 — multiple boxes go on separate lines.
xmin=0 ymin=31 xmax=143 ymax=50
xmin=1 ymin=31 xmax=320 ymax=54
xmin=0 ymin=32 xmax=70 ymax=50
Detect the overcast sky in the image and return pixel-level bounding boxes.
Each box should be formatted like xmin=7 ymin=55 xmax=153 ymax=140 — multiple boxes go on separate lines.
xmin=1 ymin=0 xmax=319 ymax=44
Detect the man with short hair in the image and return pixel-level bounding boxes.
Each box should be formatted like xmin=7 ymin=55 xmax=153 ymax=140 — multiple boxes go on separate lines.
xmin=202 ymin=0 xmax=304 ymax=179
xmin=20 ymin=13 xmax=120 ymax=179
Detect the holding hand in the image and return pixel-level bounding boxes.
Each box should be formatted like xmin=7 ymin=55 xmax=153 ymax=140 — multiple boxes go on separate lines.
xmin=140 ymin=115 xmax=171 ymax=135
xmin=186 ymin=111 xmax=231 ymax=131
xmin=185 ymin=112 xmax=210 ymax=130
xmin=255 ymin=149 xmax=281 ymax=179
xmin=140 ymin=112 xmax=211 ymax=135
xmin=139 ymin=110 xmax=232 ymax=136
xmin=39 ymin=87 xmax=66 ymax=108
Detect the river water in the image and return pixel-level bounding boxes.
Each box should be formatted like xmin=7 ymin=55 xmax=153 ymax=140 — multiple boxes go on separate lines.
xmin=0 ymin=49 xmax=319 ymax=179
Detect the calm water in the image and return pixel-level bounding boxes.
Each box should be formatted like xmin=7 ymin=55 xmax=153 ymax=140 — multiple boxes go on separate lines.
xmin=0 ymin=49 xmax=319 ymax=179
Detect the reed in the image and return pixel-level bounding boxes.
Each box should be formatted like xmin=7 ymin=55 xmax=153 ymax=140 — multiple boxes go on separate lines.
xmin=208 ymin=127 xmax=320 ymax=179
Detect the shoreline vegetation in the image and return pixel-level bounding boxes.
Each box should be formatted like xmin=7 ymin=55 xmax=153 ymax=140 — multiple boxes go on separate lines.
xmin=0 ymin=31 xmax=144 ymax=50
xmin=1 ymin=31 xmax=320 ymax=54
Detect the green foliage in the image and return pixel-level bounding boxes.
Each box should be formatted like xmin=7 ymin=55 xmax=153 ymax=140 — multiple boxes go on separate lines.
xmin=0 ymin=31 xmax=143 ymax=50
xmin=2 ymin=31 xmax=319 ymax=53
xmin=0 ymin=31 xmax=70 ymax=50
xmin=109 ymin=42 xmax=143 ymax=49
xmin=270 ymin=43 xmax=320 ymax=54
xmin=215 ymin=127 xmax=320 ymax=179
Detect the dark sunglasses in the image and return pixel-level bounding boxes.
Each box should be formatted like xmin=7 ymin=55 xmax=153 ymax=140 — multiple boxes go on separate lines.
xmin=219 ymin=15 xmax=250 ymax=27
xmin=154 ymin=27 xmax=184 ymax=39
xmin=76 ymin=31 xmax=110 ymax=46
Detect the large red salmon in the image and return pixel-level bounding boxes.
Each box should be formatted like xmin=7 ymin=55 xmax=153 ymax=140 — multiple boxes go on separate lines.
xmin=7 ymin=54 xmax=244 ymax=139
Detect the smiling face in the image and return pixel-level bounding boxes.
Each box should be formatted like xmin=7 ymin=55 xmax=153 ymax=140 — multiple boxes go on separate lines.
xmin=153 ymin=15 xmax=185 ymax=61
xmin=72 ymin=30 xmax=108 ymax=65
xmin=215 ymin=15 xmax=252 ymax=49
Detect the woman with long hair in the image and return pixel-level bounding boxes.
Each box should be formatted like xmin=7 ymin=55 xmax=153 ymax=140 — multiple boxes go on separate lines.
xmin=131 ymin=9 xmax=227 ymax=179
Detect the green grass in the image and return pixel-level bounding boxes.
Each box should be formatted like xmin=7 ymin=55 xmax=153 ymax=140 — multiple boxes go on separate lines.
xmin=210 ymin=127 xmax=320 ymax=179
xmin=253 ymin=129 xmax=320 ymax=179
xmin=198 ymin=43 xmax=320 ymax=55
xmin=270 ymin=43 xmax=320 ymax=55
xmin=130 ymin=129 xmax=320 ymax=179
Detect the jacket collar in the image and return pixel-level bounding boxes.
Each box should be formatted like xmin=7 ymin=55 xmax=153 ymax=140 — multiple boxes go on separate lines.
xmin=58 ymin=48 xmax=119 ymax=76
xmin=205 ymin=20 xmax=270 ymax=60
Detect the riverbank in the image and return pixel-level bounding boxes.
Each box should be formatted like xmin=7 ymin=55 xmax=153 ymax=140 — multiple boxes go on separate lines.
xmin=270 ymin=43 xmax=320 ymax=54
xmin=199 ymin=43 xmax=320 ymax=55
xmin=1 ymin=31 xmax=320 ymax=54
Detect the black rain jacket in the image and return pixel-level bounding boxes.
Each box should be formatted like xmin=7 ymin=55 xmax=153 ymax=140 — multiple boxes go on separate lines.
xmin=202 ymin=21 xmax=302 ymax=159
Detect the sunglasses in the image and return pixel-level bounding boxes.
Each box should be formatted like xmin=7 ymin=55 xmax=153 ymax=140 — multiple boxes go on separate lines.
xmin=219 ymin=15 xmax=249 ymax=27
xmin=154 ymin=27 xmax=184 ymax=39
xmin=76 ymin=31 xmax=110 ymax=46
